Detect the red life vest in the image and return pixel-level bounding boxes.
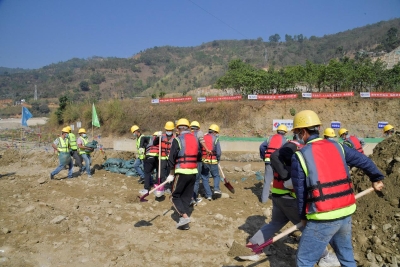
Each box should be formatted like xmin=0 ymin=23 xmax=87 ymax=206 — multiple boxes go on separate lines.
xmin=272 ymin=140 xmax=304 ymax=195
xmin=297 ymin=139 xmax=355 ymax=214
xmin=175 ymin=132 xmax=198 ymax=170
xmin=146 ymin=136 xmax=159 ymax=156
xmin=202 ymin=134 xmax=218 ymax=163
xmin=265 ymin=134 xmax=286 ymax=162
xmin=344 ymin=136 xmax=364 ymax=154
xmin=161 ymin=134 xmax=174 ymax=158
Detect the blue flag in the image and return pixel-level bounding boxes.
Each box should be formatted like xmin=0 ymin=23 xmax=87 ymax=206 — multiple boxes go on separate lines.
xmin=21 ymin=106 xmax=33 ymax=127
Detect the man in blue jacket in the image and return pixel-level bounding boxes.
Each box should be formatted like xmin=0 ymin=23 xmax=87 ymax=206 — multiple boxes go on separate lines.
xmin=291 ymin=110 xmax=384 ymax=267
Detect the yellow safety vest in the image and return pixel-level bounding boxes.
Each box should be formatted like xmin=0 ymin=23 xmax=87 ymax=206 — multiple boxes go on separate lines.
xmin=57 ymin=137 xmax=69 ymax=153
xmin=69 ymin=133 xmax=78 ymax=150
xmin=79 ymin=137 xmax=90 ymax=155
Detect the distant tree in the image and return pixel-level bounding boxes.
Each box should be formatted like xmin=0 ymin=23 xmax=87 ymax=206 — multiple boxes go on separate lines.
xmin=39 ymin=104 xmax=50 ymax=114
xmin=285 ymin=34 xmax=293 ymax=42
xmin=297 ymin=34 xmax=304 ymax=43
xmin=90 ymin=72 xmax=106 ymax=84
xmin=383 ymin=27 xmax=399 ymax=52
xmin=269 ymin=34 xmax=281 ymax=43
xmin=79 ymin=81 xmax=90 ymax=91
xmin=151 ymin=94 xmax=157 ymax=99
xmin=159 ymin=91 xmax=166 ymax=98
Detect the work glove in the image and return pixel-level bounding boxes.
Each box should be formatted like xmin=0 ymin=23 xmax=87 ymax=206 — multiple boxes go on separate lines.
xmin=284 ymin=179 xmax=294 ymax=189
xmin=166 ymin=174 xmax=175 ymax=183
xmin=138 ymin=148 xmax=145 ymax=154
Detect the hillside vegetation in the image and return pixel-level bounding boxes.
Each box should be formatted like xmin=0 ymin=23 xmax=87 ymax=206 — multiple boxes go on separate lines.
xmin=0 ymin=19 xmax=400 ymax=107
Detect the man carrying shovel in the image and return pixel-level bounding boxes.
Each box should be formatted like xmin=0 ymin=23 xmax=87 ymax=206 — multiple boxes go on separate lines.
xmin=244 ymin=135 xmax=340 ymax=267
xmin=166 ymin=118 xmax=199 ymax=230
xmin=291 ymin=110 xmax=384 ymax=267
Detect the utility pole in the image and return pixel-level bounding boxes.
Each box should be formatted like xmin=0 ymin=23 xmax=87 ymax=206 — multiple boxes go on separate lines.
xmin=34 ymin=85 xmax=38 ymax=100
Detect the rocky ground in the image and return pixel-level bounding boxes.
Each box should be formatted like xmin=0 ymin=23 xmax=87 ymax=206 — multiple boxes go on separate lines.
xmin=0 ymin=135 xmax=399 ymax=267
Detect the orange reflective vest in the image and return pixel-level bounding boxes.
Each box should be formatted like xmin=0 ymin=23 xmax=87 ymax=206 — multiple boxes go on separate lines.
xmin=175 ymin=132 xmax=198 ymax=173
xmin=202 ymin=134 xmax=218 ymax=163
xmin=161 ymin=134 xmax=174 ymax=160
xmin=296 ymin=138 xmax=355 ymax=216
xmin=265 ymin=134 xmax=286 ymax=163
xmin=344 ymin=136 xmax=364 ymax=154
xmin=271 ymin=140 xmax=303 ymax=197
xmin=146 ymin=136 xmax=159 ymax=157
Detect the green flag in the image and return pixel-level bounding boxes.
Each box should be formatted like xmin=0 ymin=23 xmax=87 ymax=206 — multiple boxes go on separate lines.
xmin=92 ymin=103 xmax=100 ymax=127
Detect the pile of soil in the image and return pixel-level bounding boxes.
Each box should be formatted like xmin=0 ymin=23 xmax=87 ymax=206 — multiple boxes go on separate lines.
xmin=352 ymin=134 xmax=400 ymax=266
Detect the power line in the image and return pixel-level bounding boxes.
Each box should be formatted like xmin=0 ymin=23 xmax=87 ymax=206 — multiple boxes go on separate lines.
xmin=186 ymin=0 xmax=248 ymax=39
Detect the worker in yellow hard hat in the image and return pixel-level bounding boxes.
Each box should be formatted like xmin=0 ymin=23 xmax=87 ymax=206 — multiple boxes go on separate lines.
xmin=77 ymin=128 xmax=94 ymax=178
xmin=338 ymin=128 xmax=365 ymax=154
xmin=259 ymin=124 xmax=288 ymax=203
xmin=65 ymin=125 xmax=83 ymax=175
xmin=200 ymin=124 xmax=222 ymax=201
xmin=130 ymin=125 xmax=145 ymax=183
xmin=290 ymin=110 xmax=384 ymax=266
xmin=152 ymin=121 xmax=175 ymax=194
xmin=323 ymin=128 xmax=336 ymax=140
xmin=383 ymin=124 xmax=395 ymax=137
xmin=139 ymin=131 xmax=161 ymax=196
xmin=50 ymin=127 xmax=73 ymax=180
xmin=165 ymin=118 xmax=199 ymax=230
xmin=189 ymin=120 xmax=212 ymax=206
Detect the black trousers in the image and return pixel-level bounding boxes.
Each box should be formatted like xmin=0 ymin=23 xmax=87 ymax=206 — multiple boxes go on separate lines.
xmin=143 ymin=156 xmax=159 ymax=190
xmin=160 ymin=159 xmax=171 ymax=190
xmin=171 ymin=173 xmax=196 ymax=216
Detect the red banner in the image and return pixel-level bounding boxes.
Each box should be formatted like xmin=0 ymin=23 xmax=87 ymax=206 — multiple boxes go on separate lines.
xmin=302 ymin=92 xmax=354 ymax=98
xmin=255 ymin=94 xmax=298 ymax=100
xmin=205 ymin=95 xmax=242 ymax=102
xmin=370 ymin=92 xmax=400 ymax=98
xmin=158 ymin=97 xmax=192 ymax=103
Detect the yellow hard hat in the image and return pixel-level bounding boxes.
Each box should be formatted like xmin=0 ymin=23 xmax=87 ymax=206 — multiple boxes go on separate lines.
xmin=65 ymin=126 xmax=72 ymax=132
xmin=277 ymin=124 xmax=288 ymax=133
xmin=190 ymin=121 xmax=200 ymax=128
xmin=78 ymin=128 xmax=86 ymax=134
xmin=209 ymin=124 xmax=220 ymax=133
xmin=338 ymin=128 xmax=348 ymax=136
xmin=292 ymin=110 xmax=321 ymax=130
xmin=164 ymin=121 xmax=175 ymax=130
xmin=176 ymin=118 xmax=190 ymax=128
xmin=61 ymin=127 xmax=70 ymax=133
xmin=323 ymin=128 xmax=336 ymax=137
xmin=131 ymin=125 xmax=139 ymax=133
xmin=153 ymin=131 xmax=159 ymax=136
xmin=383 ymin=124 xmax=394 ymax=133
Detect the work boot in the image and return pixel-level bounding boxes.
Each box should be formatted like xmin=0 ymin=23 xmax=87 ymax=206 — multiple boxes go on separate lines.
xmin=50 ymin=173 xmax=54 ymax=180
xmin=176 ymin=217 xmax=190 ymax=228
xmin=318 ymin=252 xmax=340 ymax=267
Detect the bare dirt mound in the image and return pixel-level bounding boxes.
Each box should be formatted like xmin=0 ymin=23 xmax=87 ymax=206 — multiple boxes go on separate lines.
xmin=352 ymin=134 xmax=400 ymax=266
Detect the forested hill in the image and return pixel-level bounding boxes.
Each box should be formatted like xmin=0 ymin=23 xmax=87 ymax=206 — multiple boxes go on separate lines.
xmin=1 ymin=18 xmax=399 ymax=104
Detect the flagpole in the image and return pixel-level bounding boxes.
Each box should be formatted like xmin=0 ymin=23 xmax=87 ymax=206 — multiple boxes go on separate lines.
xmin=20 ymin=107 xmax=23 ymax=166
xmin=92 ymin=103 xmax=94 ymax=141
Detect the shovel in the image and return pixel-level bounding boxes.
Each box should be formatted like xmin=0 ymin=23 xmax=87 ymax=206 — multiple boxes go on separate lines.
xmin=138 ymin=180 xmax=169 ymax=202
xmin=154 ymin=134 xmax=164 ymax=198
xmin=218 ymin=164 xmax=235 ymax=194
xmin=238 ymin=187 xmax=375 ymax=259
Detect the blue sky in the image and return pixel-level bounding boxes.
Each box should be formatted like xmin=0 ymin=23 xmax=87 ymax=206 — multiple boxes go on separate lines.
xmin=0 ymin=0 xmax=399 ymax=69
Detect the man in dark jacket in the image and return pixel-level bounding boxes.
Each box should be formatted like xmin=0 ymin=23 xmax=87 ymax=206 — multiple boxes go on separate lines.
xmin=291 ymin=110 xmax=384 ymax=267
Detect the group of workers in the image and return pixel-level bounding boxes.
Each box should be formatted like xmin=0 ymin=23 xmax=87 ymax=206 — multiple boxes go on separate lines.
xmin=253 ymin=110 xmax=386 ymax=267
xmin=48 ymin=112 xmax=392 ymax=266
xmin=130 ymin=119 xmax=222 ymax=229
xmin=50 ymin=126 xmax=94 ymax=179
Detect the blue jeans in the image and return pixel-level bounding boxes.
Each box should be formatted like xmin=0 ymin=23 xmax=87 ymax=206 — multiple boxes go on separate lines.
xmin=192 ymin=162 xmax=203 ymax=198
xmin=201 ymin=163 xmax=221 ymax=198
xmin=133 ymin=158 xmax=144 ymax=179
xmin=297 ymin=215 xmax=355 ymax=267
xmin=80 ymin=154 xmax=91 ymax=175
xmin=51 ymin=158 xmax=73 ymax=178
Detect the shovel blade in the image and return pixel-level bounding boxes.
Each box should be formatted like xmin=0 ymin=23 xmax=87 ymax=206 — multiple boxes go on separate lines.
xmin=224 ymin=181 xmax=235 ymax=194
xmin=139 ymin=193 xmax=149 ymax=202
